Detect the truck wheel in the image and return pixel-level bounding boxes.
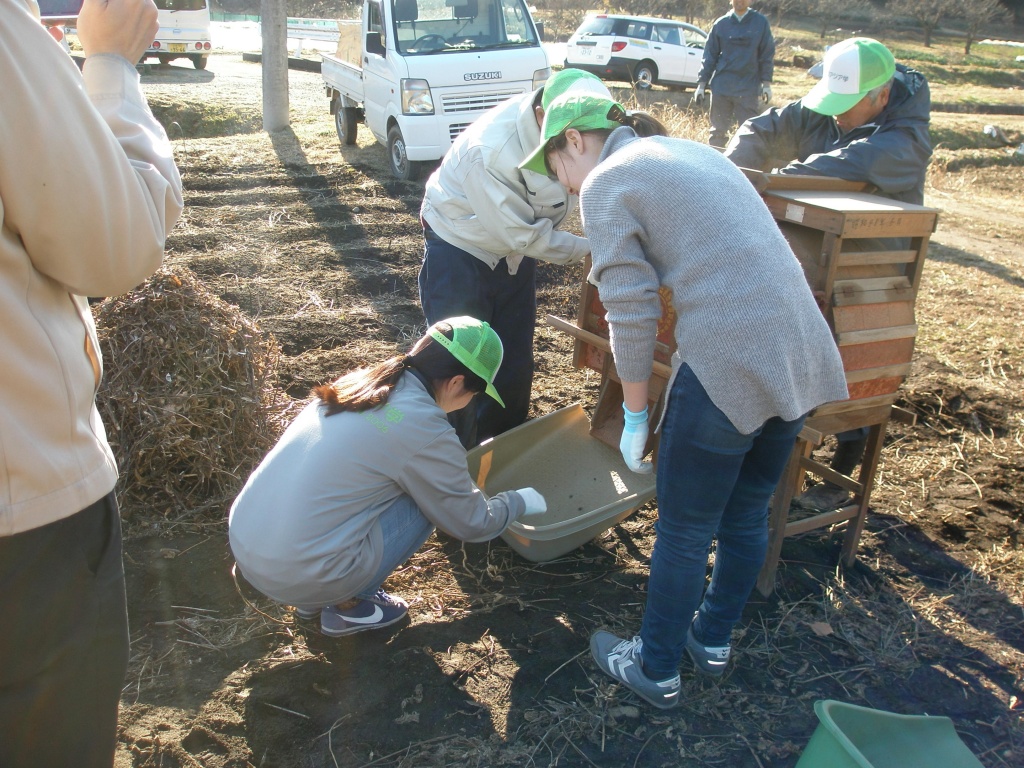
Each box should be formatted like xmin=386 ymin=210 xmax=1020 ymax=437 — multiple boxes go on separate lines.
xmin=335 ymin=105 xmax=358 ymax=146
xmin=387 ymin=125 xmax=419 ymax=181
xmin=192 ymin=55 xmax=208 ymax=70
xmin=632 ymin=61 xmax=657 ymax=90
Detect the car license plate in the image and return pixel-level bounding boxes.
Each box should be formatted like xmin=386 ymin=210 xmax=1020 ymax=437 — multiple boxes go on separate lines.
xmin=579 ymin=47 xmax=591 ymax=56
xmin=169 ymin=43 xmax=186 ymax=52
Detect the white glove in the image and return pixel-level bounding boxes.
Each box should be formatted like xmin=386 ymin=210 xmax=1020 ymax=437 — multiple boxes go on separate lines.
xmin=760 ymin=82 xmax=772 ymax=104
xmin=515 ymin=487 xmax=547 ymax=516
xmin=619 ymin=404 xmax=653 ymax=474
xmin=694 ymin=82 xmax=706 ymax=106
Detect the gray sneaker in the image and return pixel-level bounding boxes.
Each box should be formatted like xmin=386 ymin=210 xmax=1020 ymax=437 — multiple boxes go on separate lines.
xmin=320 ymin=590 xmax=409 ymax=637
xmin=590 ymin=631 xmax=681 ymax=710
xmin=685 ymin=625 xmax=731 ymax=677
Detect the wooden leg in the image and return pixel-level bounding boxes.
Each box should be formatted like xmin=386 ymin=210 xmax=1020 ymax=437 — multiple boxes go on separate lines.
xmin=840 ymin=415 xmax=890 ymax=566
xmin=756 ymin=436 xmax=812 ymax=596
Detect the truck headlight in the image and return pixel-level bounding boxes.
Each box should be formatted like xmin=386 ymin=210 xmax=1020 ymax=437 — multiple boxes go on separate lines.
xmin=532 ymin=67 xmax=551 ymax=91
xmin=401 ymin=79 xmax=434 ymax=115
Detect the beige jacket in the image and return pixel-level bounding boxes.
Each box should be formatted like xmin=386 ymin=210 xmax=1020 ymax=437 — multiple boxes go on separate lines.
xmin=420 ymin=90 xmax=589 ymax=273
xmin=1 ymin=1 xmax=183 ymax=535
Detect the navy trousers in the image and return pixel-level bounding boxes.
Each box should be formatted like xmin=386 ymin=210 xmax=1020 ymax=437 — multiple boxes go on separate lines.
xmin=418 ymin=229 xmax=535 ymax=447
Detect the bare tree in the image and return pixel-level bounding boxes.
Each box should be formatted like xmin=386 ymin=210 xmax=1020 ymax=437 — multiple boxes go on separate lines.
xmin=904 ymin=0 xmax=954 ymax=46
xmin=261 ymin=0 xmax=289 ymax=131
xmin=958 ymin=0 xmax=1009 ymax=54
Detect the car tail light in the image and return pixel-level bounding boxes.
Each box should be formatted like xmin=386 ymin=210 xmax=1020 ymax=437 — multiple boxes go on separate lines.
xmin=611 ymin=41 xmax=627 ymax=52
xmin=195 ymin=42 xmax=203 ymax=50
xmin=152 ymin=40 xmax=161 ymax=49
xmin=203 ymin=42 xmax=211 ymax=50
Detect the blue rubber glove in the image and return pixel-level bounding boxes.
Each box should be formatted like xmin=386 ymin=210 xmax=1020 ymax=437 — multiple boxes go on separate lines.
xmin=620 ymin=404 xmax=653 ymax=474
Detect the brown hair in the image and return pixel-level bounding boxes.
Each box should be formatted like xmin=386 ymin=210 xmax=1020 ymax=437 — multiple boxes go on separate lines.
xmin=546 ymin=109 xmax=668 ymax=160
xmin=312 ymin=321 xmax=487 ymax=416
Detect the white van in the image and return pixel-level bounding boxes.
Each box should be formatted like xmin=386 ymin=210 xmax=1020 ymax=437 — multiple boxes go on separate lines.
xmin=143 ymin=0 xmax=212 ymax=69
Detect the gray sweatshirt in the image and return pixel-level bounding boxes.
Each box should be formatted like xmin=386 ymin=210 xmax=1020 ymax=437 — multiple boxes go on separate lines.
xmin=229 ymin=373 xmax=524 ymax=606
xmin=580 ymin=127 xmax=848 ymax=435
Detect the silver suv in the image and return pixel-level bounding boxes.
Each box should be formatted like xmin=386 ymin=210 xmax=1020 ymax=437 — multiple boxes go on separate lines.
xmin=564 ymin=13 xmax=708 ymax=90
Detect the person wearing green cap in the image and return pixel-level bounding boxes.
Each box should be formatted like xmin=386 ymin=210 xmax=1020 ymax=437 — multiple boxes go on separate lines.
xmin=725 ymin=37 xmax=932 ymax=206
xmin=522 ymin=92 xmax=847 ymax=708
xmin=228 ymin=317 xmax=547 ymax=638
xmin=725 ymin=37 xmax=932 ymax=513
xmin=418 ymin=68 xmax=611 ymax=448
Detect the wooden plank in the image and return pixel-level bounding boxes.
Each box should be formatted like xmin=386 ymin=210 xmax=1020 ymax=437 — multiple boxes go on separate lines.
xmin=811 ymin=393 xmax=897 ymax=417
xmin=807 ymin=404 xmax=894 ymax=434
xmin=833 ymin=285 xmax=916 ymax=307
xmin=764 ymin=195 xmax=846 ymax=235
xmin=837 ymin=324 xmax=917 ymax=346
xmin=844 ymin=362 xmax=913 ymax=384
xmin=762 ymin=174 xmax=869 ymax=192
xmin=836 ymin=263 xmax=903 ymax=280
xmin=840 ymin=338 xmax=916 ymax=370
xmin=784 ymin=505 xmax=859 ymax=536
xmin=545 ymin=315 xmax=673 ymax=381
xmin=847 ymin=377 xmax=904 ymax=400
xmin=832 ymin=301 xmax=915 ymax=334
xmin=837 ymin=249 xmax=917 ymax=267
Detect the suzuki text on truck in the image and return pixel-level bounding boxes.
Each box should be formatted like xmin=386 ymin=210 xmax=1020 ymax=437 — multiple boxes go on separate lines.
xmin=322 ymin=0 xmax=549 ymax=180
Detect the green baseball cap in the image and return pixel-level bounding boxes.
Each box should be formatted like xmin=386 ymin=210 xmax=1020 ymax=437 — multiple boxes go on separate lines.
xmin=520 ymin=93 xmax=625 ymax=177
xmin=428 ymin=316 xmax=505 ymax=406
xmin=540 ymin=68 xmax=611 ymax=111
xmin=803 ymin=37 xmax=896 ymax=116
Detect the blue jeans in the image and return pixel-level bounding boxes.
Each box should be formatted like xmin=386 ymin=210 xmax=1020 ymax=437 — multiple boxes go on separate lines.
xmin=356 ymin=495 xmax=435 ymax=599
xmin=418 ymin=229 xmax=536 ymax=446
xmin=640 ymin=365 xmax=805 ymax=679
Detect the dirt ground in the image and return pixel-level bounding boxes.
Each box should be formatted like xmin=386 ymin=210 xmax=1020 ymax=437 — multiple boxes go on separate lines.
xmin=106 ymin=54 xmax=1024 ymax=767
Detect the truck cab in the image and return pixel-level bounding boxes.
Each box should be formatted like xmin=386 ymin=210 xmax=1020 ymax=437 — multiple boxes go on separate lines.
xmin=325 ymin=0 xmax=549 ymax=179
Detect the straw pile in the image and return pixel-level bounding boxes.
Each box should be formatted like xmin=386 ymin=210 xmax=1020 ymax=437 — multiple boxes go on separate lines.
xmin=94 ymin=266 xmax=291 ymax=524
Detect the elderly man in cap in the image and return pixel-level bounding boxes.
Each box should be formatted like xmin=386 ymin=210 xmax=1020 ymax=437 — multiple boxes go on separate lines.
xmin=725 ymin=37 xmax=931 ymax=205
xmin=419 ymin=69 xmax=610 ymax=448
xmin=725 ymin=37 xmax=932 ymax=512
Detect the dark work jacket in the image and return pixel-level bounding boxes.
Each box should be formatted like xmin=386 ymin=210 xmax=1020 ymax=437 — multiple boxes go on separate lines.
xmin=723 ymin=65 xmax=932 ymax=205
xmin=697 ymin=10 xmax=775 ymax=97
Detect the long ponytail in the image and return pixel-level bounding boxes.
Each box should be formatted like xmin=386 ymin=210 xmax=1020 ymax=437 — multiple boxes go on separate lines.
xmin=312 ymin=321 xmax=487 ymax=416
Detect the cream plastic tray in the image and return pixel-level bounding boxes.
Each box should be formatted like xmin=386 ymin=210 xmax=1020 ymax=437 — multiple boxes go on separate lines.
xmin=466 ymin=404 xmax=656 ymax=561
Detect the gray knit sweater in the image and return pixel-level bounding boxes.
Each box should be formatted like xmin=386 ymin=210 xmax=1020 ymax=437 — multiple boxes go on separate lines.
xmin=580 ymin=127 xmax=848 ymax=435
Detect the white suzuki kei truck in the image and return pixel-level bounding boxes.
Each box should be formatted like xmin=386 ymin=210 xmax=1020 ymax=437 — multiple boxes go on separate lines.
xmin=322 ymin=0 xmax=550 ymax=179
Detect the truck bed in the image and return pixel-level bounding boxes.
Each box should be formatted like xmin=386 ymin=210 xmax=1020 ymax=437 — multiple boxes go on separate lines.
xmin=321 ymin=51 xmax=363 ymax=105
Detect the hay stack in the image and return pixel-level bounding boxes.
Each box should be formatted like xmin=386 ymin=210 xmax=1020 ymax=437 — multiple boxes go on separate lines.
xmin=94 ymin=266 xmax=291 ymax=524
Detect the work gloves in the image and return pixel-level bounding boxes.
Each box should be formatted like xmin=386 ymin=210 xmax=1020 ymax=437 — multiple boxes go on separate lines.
xmin=693 ymin=82 xmax=706 ymax=106
xmin=760 ymin=82 xmax=772 ymax=104
xmin=620 ymin=404 xmax=653 ymax=474
xmin=515 ymin=487 xmax=548 ymax=516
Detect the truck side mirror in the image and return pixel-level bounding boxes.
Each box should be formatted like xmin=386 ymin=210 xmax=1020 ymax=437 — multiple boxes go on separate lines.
xmin=535 ymin=20 xmax=545 ymax=40
xmin=366 ymin=32 xmax=385 ymax=56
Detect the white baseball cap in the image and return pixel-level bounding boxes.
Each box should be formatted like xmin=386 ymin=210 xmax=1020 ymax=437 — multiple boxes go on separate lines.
xmin=803 ymin=38 xmax=896 ymax=116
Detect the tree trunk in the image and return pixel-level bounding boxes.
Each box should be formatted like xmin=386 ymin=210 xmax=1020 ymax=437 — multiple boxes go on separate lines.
xmin=261 ymin=0 xmax=289 ymax=132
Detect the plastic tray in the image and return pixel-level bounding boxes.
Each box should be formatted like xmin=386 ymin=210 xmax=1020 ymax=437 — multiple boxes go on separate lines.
xmin=466 ymin=404 xmax=656 ymax=562
xmin=796 ymin=700 xmax=983 ymax=768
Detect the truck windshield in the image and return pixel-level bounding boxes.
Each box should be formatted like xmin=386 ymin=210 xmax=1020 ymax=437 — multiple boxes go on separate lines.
xmin=393 ymin=0 xmax=539 ymax=54
xmin=155 ymin=0 xmax=207 ymax=9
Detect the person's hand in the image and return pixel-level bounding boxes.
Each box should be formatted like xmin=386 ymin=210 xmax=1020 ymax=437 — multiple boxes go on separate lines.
xmin=515 ymin=487 xmax=547 ymax=516
xmin=760 ymin=82 xmax=772 ymax=105
xmin=619 ymin=405 xmax=653 ymax=474
xmin=77 ymin=0 xmax=158 ymax=64
xmin=693 ymin=82 xmax=706 ymax=106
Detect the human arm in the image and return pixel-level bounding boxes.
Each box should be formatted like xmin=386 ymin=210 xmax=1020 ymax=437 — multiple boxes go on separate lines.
xmin=619 ymin=381 xmax=653 ymax=474
xmin=773 ymin=124 xmax=932 ymax=198
xmin=459 ymin=156 xmax=589 ymax=265
xmin=397 ymin=433 xmax=528 ymax=542
xmin=0 ymin=0 xmax=183 ymax=299
xmin=696 ymin=22 xmax=721 ymax=87
xmin=723 ymin=102 xmax=811 ymax=172
xmin=757 ymin=14 xmax=775 ymax=85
